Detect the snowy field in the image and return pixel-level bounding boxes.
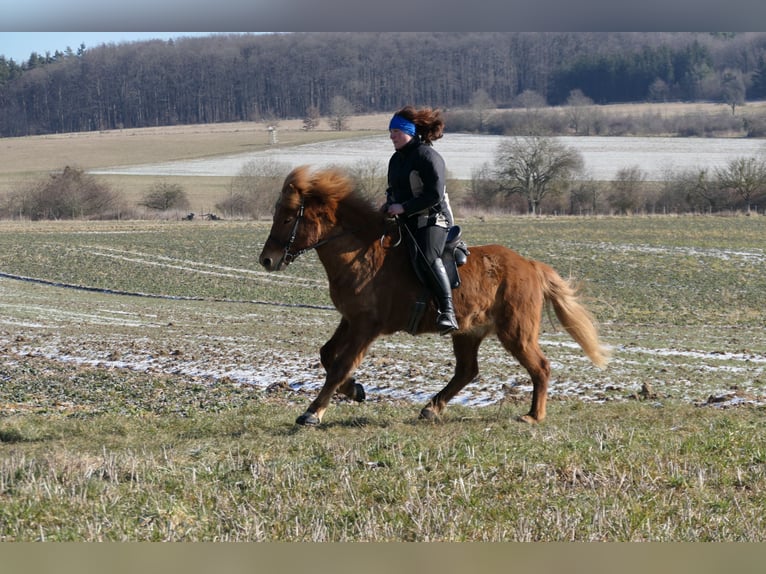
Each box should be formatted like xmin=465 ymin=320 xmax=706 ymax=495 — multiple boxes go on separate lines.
xmin=91 ymin=134 xmax=766 ymax=181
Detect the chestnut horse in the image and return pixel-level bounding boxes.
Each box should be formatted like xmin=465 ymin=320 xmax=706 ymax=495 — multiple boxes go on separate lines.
xmin=259 ymin=166 xmax=609 ymax=426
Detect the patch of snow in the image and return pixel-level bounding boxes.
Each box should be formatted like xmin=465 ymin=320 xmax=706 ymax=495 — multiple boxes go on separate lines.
xmin=90 ymin=134 xmax=766 ymax=182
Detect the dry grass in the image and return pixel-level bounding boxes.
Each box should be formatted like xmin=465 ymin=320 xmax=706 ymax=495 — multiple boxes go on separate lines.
xmin=0 ymin=114 xmax=390 ymax=174
xmin=0 ymin=113 xmax=391 ymax=202
xmin=1 ymin=369 xmax=765 ymax=542
xmin=0 ymin=215 xmax=763 ymax=541
xmin=0 ymin=108 xmax=765 ymax=542
xmin=573 ymin=100 xmax=766 ymax=116
xmin=3 ymin=102 xmax=762 ymax=202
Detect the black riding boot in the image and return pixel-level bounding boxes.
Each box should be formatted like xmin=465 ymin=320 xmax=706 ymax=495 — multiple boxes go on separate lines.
xmin=429 ymin=258 xmax=459 ymax=334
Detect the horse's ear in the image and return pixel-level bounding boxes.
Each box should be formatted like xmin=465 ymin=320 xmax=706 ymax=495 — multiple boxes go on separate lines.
xmin=283 ymin=166 xmax=310 ymax=197
xmin=288 ymin=182 xmax=306 ymax=199
xmin=280 ymin=180 xmax=304 ymax=210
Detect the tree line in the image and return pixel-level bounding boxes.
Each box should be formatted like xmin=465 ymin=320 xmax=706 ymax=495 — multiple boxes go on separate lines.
xmin=3 ymin=32 xmax=766 ymax=137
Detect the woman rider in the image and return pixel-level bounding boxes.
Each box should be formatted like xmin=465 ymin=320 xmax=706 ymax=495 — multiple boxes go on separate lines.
xmin=382 ymin=105 xmax=458 ymax=334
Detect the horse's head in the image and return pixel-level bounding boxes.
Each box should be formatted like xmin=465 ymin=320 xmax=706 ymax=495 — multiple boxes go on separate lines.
xmin=259 ymin=165 xmax=354 ymax=271
xmin=259 ymin=166 xmax=311 ymax=271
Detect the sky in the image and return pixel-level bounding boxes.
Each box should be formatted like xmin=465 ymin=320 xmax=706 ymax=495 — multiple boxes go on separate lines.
xmin=0 ymin=32 xmax=218 ymax=64
xmin=0 ymin=1 xmax=760 ymax=65
xmin=2 ymin=0 xmax=759 ymax=43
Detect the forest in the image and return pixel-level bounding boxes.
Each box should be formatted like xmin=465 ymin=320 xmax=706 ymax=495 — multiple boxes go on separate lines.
xmin=3 ymin=32 xmax=766 ymax=137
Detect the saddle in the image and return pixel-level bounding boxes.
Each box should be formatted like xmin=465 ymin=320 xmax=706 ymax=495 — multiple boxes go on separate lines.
xmin=410 ymin=225 xmax=469 ymax=289
xmin=407 ymin=225 xmax=470 ymax=334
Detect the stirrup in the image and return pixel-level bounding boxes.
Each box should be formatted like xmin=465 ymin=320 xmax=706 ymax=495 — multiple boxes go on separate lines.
xmin=437 ymin=312 xmax=458 ymax=334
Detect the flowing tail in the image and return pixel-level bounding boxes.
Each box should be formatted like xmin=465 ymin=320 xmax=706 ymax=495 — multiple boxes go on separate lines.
xmin=536 ymin=263 xmax=610 ymax=368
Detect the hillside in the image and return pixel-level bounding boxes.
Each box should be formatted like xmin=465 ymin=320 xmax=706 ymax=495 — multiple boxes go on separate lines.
xmin=2 ymin=32 xmax=766 ymax=137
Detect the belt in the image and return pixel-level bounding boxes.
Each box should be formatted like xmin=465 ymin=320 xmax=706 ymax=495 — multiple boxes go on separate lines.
xmin=416 ymin=212 xmax=449 ymax=229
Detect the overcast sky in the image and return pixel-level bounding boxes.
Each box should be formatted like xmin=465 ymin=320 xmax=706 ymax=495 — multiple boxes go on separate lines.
xmin=0 ymin=32 xmax=218 ymax=63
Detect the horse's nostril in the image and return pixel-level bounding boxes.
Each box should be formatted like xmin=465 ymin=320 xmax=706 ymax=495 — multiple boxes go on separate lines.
xmin=261 ymin=257 xmax=272 ymax=269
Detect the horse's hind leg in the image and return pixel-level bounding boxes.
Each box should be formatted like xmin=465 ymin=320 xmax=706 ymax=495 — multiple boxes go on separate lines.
xmin=420 ymin=333 xmax=482 ymax=421
xmin=497 ymin=330 xmax=551 ymax=423
xmin=337 ymin=378 xmax=365 ymax=402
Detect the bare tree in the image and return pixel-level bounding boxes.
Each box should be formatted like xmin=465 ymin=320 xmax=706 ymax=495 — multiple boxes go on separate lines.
xmin=721 ymin=69 xmax=746 ymax=116
xmin=328 ymin=95 xmax=354 ymax=131
xmin=648 ymin=78 xmax=670 ymax=102
xmin=565 ymin=89 xmax=594 ymax=135
xmin=470 ymin=89 xmax=495 ymax=132
xmin=302 ymin=105 xmax=321 ymax=131
xmin=512 ymin=89 xmax=549 ymax=134
xmin=494 ymin=136 xmax=583 ymax=215
xmin=568 ymin=173 xmax=601 ymax=215
xmin=346 ymin=159 xmax=387 ymax=202
xmin=608 ymin=166 xmax=647 ymax=214
xmin=680 ymin=168 xmax=727 ymax=213
xmin=466 ymin=162 xmax=503 ymax=211
xmin=657 ymin=167 xmax=699 ymax=213
xmin=715 ymin=156 xmax=766 ymax=212
xmin=219 ymin=158 xmax=291 ymax=218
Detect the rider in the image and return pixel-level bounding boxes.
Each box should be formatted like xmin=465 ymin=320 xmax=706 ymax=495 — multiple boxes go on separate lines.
xmin=382 ymin=105 xmax=459 ymax=334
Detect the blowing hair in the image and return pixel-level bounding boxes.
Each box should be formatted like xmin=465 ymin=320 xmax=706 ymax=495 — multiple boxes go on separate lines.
xmin=394 ymin=105 xmax=445 ymax=145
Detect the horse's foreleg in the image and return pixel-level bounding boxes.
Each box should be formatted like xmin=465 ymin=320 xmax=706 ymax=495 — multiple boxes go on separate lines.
xmin=297 ymin=326 xmax=376 ymax=426
xmin=318 ymin=318 xmax=366 ymax=403
xmin=319 ymin=318 xmax=349 ymax=370
xmin=420 ymin=334 xmax=482 ymax=421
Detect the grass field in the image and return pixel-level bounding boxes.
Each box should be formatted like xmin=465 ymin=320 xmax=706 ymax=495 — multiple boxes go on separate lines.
xmin=0 ymin=114 xmax=765 ymax=541
xmin=0 ymin=214 xmax=763 ymax=541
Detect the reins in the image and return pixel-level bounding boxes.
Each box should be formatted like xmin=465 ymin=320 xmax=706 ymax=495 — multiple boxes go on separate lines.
xmin=380 ymin=216 xmax=403 ymax=247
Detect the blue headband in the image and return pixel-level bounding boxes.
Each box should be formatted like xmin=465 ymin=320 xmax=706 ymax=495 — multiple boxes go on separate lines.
xmin=389 ymin=115 xmax=416 ymax=136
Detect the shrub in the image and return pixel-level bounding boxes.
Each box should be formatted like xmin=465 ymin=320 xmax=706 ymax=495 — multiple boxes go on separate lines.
xmin=218 ymin=158 xmax=291 ymax=219
xmin=607 ymin=166 xmax=648 ymax=214
xmin=346 ymin=159 xmax=387 ymax=203
xmin=2 ymin=166 xmax=123 ymax=220
xmin=743 ymin=115 xmax=766 ymax=137
xmin=139 ymin=182 xmax=190 ymax=211
xmin=444 ymin=110 xmax=482 ymax=133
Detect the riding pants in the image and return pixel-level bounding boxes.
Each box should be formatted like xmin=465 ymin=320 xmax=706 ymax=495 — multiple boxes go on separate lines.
xmin=406 ymin=223 xmax=448 ymax=272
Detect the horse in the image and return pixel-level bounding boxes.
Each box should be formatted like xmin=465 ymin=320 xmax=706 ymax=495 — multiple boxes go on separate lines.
xmin=258 ymin=165 xmax=609 ymax=426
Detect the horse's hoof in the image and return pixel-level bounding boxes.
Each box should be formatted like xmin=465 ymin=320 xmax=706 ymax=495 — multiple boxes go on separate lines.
xmin=353 ymin=381 xmax=366 ymax=402
xmin=516 ymin=414 xmax=540 ymax=425
xmin=296 ymin=412 xmax=321 ymax=426
xmin=419 ymin=407 xmax=438 ymax=421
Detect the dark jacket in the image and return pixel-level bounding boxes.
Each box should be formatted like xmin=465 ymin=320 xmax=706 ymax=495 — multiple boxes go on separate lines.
xmin=386 ymin=138 xmax=453 ymax=227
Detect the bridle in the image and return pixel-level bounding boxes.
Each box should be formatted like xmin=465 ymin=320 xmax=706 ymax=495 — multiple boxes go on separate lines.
xmin=266 ymin=198 xmax=305 ymax=268
xmin=266 ymin=196 xmax=354 ymax=267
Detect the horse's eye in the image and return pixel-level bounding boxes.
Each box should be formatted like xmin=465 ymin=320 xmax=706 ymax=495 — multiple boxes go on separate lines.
xmin=283 ymin=217 xmax=293 ymax=224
